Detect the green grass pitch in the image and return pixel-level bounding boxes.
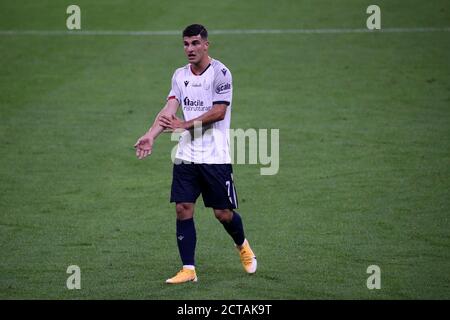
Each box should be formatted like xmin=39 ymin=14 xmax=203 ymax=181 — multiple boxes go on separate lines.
xmin=0 ymin=0 xmax=449 ymax=299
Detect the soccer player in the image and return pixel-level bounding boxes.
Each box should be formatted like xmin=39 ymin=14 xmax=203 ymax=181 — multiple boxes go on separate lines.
xmin=134 ymin=24 xmax=257 ymax=284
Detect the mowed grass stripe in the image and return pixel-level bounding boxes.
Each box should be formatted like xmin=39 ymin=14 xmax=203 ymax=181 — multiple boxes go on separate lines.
xmin=0 ymin=27 xmax=449 ymax=36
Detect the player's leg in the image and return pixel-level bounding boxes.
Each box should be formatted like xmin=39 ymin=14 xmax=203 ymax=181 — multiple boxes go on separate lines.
xmin=199 ymin=164 xmax=257 ymax=274
xmin=165 ymin=202 xmax=198 ymax=283
xmin=213 ymin=208 xmax=257 ymax=274
xmin=175 ymin=202 xmax=196 ymax=269
xmin=166 ymin=162 xmax=201 ymax=284
xmin=213 ymin=208 xmax=244 ymax=247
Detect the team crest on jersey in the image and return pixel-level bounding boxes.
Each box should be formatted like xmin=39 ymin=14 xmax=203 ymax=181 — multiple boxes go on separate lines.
xmin=184 ymin=80 xmax=189 ymax=87
xmin=221 ymin=68 xmax=227 ymax=76
xmin=203 ymin=79 xmax=211 ymax=90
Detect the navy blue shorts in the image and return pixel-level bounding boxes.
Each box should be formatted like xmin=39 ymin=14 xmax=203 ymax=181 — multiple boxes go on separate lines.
xmin=170 ymin=162 xmax=239 ymax=209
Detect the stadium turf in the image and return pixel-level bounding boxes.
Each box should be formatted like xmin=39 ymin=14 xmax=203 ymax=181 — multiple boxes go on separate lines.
xmin=0 ymin=0 xmax=449 ymax=299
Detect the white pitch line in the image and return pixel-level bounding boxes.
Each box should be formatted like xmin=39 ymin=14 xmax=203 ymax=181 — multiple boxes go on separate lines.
xmin=0 ymin=27 xmax=449 ymax=36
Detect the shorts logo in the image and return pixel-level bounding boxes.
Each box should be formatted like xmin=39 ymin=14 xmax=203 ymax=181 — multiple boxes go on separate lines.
xmin=215 ymin=82 xmax=231 ymax=94
xmin=183 ymin=97 xmax=204 ymax=107
xmin=184 ymin=80 xmax=189 ymax=87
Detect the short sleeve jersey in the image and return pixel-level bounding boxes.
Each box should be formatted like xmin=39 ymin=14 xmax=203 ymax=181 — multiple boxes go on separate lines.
xmin=167 ymin=58 xmax=233 ymax=164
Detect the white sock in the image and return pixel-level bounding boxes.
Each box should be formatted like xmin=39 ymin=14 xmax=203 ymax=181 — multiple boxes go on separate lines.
xmin=183 ymin=265 xmax=195 ymax=270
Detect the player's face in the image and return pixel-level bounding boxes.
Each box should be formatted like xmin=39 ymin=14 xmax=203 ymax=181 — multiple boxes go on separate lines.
xmin=183 ymin=35 xmax=209 ymax=65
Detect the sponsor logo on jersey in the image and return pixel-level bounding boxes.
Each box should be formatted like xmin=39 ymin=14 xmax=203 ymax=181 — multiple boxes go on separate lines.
xmin=192 ymin=82 xmax=202 ymax=87
xmin=215 ymin=82 xmax=231 ymax=94
xmin=183 ymin=97 xmax=204 ymax=107
xmin=183 ymin=106 xmax=210 ymax=112
xmin=221 ymin=68 xmax=227 ymax=76
xmin=184 ymin=80 xmax=189 ymax=87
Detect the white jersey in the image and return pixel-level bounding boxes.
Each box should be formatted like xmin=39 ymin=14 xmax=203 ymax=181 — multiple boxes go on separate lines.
xmin=167 ymin=58 xmax=233 ymax=164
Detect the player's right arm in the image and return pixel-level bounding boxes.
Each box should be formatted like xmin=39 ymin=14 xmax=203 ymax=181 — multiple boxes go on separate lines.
xmin=134 ymin=97 xmax=179 ymax=160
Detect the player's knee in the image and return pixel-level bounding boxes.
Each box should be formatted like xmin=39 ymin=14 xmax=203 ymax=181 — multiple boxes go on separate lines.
xmin=214 ymin=209 xmax=233 ymax=223
xmin=176 ymin=203 xmax=194 ymax=220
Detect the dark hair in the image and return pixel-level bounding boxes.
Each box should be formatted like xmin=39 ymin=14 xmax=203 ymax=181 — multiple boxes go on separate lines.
xmin=182 ymin=24 xmax=208 ymax=39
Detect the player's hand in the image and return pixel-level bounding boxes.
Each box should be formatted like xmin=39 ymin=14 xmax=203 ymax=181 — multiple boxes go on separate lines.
xmin=158 ymin=114 xmax=186 ymax=131
xmin=134 ymin=134 xmax=154 ymax=160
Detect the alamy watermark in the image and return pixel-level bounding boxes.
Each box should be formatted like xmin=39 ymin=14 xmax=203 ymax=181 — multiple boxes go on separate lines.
xmin=64 ymin=5 xmax=381 ymax=33
xmin=366 ymin=5 xmax=381 ymax=30
xmin=66 ymin=5 xmax=81 ymax=30
xmin=366 ymin=265 xmax=381 ymax=289
xmin=66 ymin=265 xmax=81 ymax=289
xmin=169 ymin=121 xmax=279 ymax=175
